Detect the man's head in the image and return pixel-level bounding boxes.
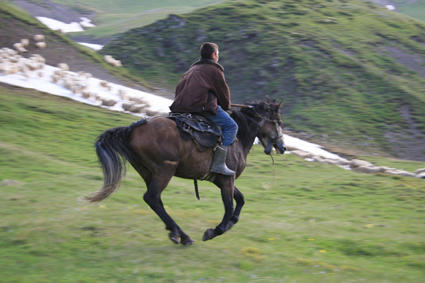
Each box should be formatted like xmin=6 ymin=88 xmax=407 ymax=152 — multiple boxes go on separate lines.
xmin=200 ymin=42 xmax=219 ymax=62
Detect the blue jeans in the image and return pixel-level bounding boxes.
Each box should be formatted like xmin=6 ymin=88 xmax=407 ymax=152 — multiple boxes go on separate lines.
xmin=200 ymin=106 xmax=238 ymax=146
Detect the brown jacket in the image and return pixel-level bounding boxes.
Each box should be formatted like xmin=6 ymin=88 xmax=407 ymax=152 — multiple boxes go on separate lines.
xmin=169 ymin=58 xmax=231 ymax=115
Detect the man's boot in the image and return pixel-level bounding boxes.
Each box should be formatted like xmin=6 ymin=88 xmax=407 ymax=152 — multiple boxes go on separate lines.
xmin=210 ymin=145 xmax=235 ymax=176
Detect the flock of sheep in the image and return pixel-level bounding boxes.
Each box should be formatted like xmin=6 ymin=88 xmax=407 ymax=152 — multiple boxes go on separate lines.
xmin=12 ymin=34 xmax=46 ymax=53
xmin=0 ymin=34 xmax=167 ymax=117
xmin=288 ymin=146 xmax=425 ymax=179
xmin=0 ymin=48 xmax=45 ymax=78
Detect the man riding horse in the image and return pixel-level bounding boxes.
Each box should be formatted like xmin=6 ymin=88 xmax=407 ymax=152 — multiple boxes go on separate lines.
xmin=169 ymin=42 xmax=238 ymax=176
xmin=86 ymin=43 xmax=286 ymax=245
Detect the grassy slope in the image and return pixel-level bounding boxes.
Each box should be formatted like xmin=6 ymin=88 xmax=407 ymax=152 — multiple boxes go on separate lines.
xmin=45 ymin=0 xmax=226 ymax=38
xmin=1 ymin=84 xmax=425 ymax=282
xmin=100 ymin=0 xmax=425 ymax=158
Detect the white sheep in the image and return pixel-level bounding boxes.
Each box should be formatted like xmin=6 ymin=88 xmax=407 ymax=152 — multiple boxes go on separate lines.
xmin=104 ymin=55 xmax=122 ymax=67
xmin=33 ymin=34 xmax=45 ymax=41
xmin=36 ymin=42 xmax=46 ymax=49
xmin=2 ymin=64 xmax=19 ymax=75
xmin=25 ymin=61 xmax=40 ymax=71
xmin=51 ymin=74 xmax=59 ymax=82
xmin=122 ymin=102 xmax=135 ymax=111
xmin=20 ymin=39 xmax=29 ymax=47
xmin=9 ymin=56 xmax=20 ymax=63
xmin=81 ymin=90 xmax=91 ymax=99
xmin=58 ymin=63 xmax=69 ymax=71
xmin=13 ymin=43 xmax=23 ymax=49
xmin=100 ymin=80 xmax=108 ymax=87
xmin=13 ymin=43 xmax=27 ymax=53
xmin=146 ymin=109 xmax=159 ymax=117
xmin=129 ymin=104 xmax=145 ymax=113
xmin=353 ymin=165 xmax=381 ymax=174
xmin=101 ymin=99 xmax=117 ymax=107
xmin=99 ymin=80 xmax=112 ymax=91
xmin=127 ymin=96 xmax=150 ymax=107
xmin=4 ymin=48 xmax=17 ymax=56
xmin=113 ymin=60 xmax=122 ymax=67
xmin=323 ymin=159 xmax=340 ymax=166
xmin=30 ymin=54 xmax=46 ymax=63
xmin=53 ymin=70 xmax=64 ymax=78
xmin=349 ymin=159 xmax=374 ymax=169
xmin=70 ymin=85 xmax=82 ymax=94
xmin=311 ymin=155 xmax=325 ymax=163
xmin=290 ymin=150 xmax=312 ymax=159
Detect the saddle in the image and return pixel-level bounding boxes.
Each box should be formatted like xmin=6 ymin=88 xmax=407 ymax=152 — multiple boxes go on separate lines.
xmin=127 ymin=113 xmax=222 ymax=151
xmin=167 ymin=112 xmax=222 ymax=151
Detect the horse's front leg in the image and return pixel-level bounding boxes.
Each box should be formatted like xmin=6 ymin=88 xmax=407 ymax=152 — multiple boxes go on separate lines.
xmin=229 ymin=186 xmax=245 ymax=227
xmin=203 ymin=177 xmax=234 ymax=241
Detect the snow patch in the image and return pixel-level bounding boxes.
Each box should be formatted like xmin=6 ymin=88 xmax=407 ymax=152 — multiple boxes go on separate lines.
xmin=36 ymin=16 xmax=96 ymax=33
xmin=80 ymin=17 xmax=96 ymax=28
xmin=284 ymin=135 xmax=347 ymax=161
xmin=36 ymin=17 xmax=84 ymax=32
xmin=77 ymin=42 xmax=104 ymax=50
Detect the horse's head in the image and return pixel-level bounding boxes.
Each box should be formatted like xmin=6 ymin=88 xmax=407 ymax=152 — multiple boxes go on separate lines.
xmin=242 ymin=100 xmax=286 ymax=155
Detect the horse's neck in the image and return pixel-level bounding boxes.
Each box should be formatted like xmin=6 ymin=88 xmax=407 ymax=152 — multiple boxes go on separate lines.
xmin=239 ymin=117 xmax=260 ymax=155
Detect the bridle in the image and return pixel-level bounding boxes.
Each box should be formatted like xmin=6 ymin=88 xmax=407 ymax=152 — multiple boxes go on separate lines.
xmin=244 ymin=107 xmax=283 ymax=142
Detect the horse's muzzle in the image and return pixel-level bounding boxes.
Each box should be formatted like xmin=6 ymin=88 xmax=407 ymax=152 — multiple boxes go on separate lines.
xmin=274 ymin=139 xmax=286 ymax=154
xmin=263 ymin=139 xmax=286 ymax=155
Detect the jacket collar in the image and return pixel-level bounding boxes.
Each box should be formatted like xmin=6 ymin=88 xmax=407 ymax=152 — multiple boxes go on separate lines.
xmin=191 ymin=58 xmax=224 ymax=71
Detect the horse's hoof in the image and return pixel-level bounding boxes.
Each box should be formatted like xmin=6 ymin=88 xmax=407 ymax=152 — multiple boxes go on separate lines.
xmin=180 ymin=236 xmax=195 ymax=246
xmin=168 ymin=232 xmax=180 ymax=244
xmin=202 ymin=228 xmax=215 ymax=241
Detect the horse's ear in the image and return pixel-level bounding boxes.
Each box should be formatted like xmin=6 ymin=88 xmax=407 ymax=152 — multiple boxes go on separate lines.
xmin=277 ymin=100 xmax=283 ymax=109
xmin=265 ymin=95 xmax=271 ymax=103
xmin=274 ymin=100 xmax=283 ymax=110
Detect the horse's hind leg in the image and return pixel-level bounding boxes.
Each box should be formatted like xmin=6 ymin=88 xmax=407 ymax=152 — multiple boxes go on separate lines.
xmin=142 ymin=167 xmax=194 ymax=245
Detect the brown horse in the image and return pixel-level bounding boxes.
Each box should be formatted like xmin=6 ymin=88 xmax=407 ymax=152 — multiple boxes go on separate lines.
xmin=85 ymin=100 xmax=286 ymax=245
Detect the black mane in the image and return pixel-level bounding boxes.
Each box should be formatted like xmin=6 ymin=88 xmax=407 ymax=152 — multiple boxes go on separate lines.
xmin=230 ymin=102 xmax=269 ymax=151
xmin=230 ymin=110 xmax=255 ymax=151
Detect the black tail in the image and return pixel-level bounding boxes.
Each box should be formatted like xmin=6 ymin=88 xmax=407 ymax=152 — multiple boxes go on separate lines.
xmin=85 ymin=126 xmax=138 ymax=203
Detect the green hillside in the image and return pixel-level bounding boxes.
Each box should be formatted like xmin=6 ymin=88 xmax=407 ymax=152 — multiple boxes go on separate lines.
xmin=6 ymin=0 xmax=226 ymax=38
xmin=1 ymin=84 xmax=425 ymax=282
xmin=100 ymin=0 xmax=425 ymax=161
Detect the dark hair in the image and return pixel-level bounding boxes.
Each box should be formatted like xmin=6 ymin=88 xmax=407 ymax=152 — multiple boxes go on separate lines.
xmin=200 ymin=42 xmax=218 ymax=58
